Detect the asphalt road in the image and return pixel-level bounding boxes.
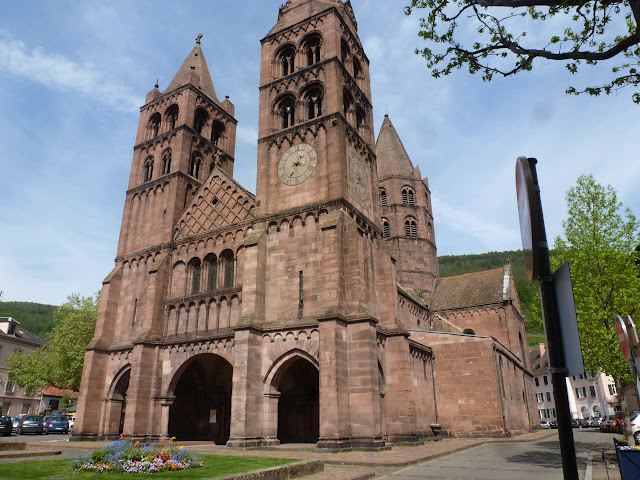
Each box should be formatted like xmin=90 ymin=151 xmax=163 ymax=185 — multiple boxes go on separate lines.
xmin=2 ymin=432 xmax=71 ymax=442
xmin=372 ymin=428 xmax=619 ymax=480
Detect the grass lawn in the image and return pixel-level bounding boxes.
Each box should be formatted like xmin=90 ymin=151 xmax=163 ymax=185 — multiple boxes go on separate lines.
xmin=0 ymin=454 xmax=298 ymax=479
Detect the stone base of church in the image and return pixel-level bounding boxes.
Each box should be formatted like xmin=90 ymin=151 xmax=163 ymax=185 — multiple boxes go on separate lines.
xmin=388 ymin=434 xmax=425 ymax=446
xmin=226 ymin=437 xmax=264 ymax=448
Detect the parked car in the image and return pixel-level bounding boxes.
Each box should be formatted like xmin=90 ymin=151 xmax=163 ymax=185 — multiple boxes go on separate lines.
xmin=0 ymin=416 xmax=13 ymax=436
xmin=16 ymin=415 xmax=46 ymax=435
xmin=549 ymin=421 xmax=558 ymax=429
xmin=630 ymin=412 xmax=640 ymax=444
xmin=571 ymin=418 xmax=582 ymax=428
xmin=589 ymin=417 xmax=602 ymax=428
xmin=11 ymin=415 xmax=26 ymax=433
xmin=611 ymin=412 xmax=623 ymax=434
xmin=601 ymin=414 xmax=614 ymax=432
xmin=540 ymin=420 xmax=551 ymax=429
xmin=45 ymin=415 xmax=69 ymax=434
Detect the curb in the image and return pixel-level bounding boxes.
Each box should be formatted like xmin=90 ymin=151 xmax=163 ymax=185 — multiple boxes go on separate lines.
xmin=0 ymin=450 xmax=62 ymax=459
xmin=214 ymin=460 xmax=323 ymax=480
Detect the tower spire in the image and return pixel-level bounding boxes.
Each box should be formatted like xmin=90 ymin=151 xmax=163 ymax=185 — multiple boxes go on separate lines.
xmin=165 ymin=36 xmax=219 ymax=103
xmin=376 ymin=115 xmax=415 ymax=178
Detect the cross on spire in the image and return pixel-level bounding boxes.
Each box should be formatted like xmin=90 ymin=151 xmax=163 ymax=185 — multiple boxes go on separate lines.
xmin=196 ymin=33 xmax=203 ymax=45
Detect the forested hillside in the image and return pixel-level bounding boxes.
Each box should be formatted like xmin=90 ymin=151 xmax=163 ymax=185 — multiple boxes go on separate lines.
xmin=0 ymin=302 xmax=57 ymax=338
xmin=438 ymin=250 xmax=544 ymax=339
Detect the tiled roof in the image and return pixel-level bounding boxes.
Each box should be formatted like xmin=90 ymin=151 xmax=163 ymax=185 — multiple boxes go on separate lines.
xmin=42 ymin=386 xmax=78 ymax=398
xmin=375 ymin=115 xmax=415 ymax=179
xmin=429 ymin=267 xmax=505 ymax=311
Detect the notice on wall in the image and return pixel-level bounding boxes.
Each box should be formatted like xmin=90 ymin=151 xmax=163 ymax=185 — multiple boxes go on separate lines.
xmin=209 ymin=410 xmax=217 ymax=423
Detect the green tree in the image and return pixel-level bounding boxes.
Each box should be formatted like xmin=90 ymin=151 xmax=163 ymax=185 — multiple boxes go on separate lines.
xmin=7 ymin=293 xmax=99 ymax=393
xmin=553 ymin=175 xmax=640 ymax=441
xmin=405 ymin=0 xmax=640 ymax=103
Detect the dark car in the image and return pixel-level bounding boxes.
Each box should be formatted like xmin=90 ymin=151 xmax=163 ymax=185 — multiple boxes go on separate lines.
xmin=549 ymin=421 xmax=558 ymax=429
xmin=45 ymin=415 xmax=69 ymax=434
xmin=16 ymin=415 xmax=46 ymax=435
xmin=0 ymin=416 xmax=12 ymax=436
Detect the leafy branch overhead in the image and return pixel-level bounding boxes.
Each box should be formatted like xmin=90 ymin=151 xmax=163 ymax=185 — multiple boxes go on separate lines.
xmin=405 ymin=0 xmax=640 ymax=102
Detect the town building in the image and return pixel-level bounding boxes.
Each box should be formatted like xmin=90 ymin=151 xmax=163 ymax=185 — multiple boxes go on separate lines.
xmin=39 ymin=386 xmax=78 ymax=416
xmin=74 ymin=0 xmax=537 ymax=448
xmin=0 ymin=317 xmax=45 ymax=417
xmin=530 ymin=343 xmax=620 ymax=422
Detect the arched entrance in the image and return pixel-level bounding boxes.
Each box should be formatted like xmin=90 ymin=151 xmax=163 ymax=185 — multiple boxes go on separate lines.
xmin=276 ymin=356 xmax=319 ymax=444
xmin=168 ymin=354 xmax=232 ymax=444
xmin=106 ymin=366 xmax=129 ymax=438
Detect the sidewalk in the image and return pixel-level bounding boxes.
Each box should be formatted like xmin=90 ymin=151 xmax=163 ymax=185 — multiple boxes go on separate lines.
xmin=1 ymin=430 xmax=594 ymax=480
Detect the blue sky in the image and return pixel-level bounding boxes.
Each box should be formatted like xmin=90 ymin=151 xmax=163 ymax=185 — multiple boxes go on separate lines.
xmin=1 ymin=0 xmax=638 ymax=305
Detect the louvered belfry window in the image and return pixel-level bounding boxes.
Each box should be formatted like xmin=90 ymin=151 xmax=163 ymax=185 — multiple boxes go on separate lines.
xmin=405 ymin=219 xmax=417 ymax=238
xmin=383 ymin=221 xmax=390 ymax=239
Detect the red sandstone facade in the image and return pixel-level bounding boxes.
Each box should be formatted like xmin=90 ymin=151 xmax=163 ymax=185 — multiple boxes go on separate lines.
xmin=74 ymin=0 xmax=536 ymax=448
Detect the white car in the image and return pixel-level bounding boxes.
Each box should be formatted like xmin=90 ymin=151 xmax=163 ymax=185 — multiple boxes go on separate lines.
xmin=631 ymin=412 xmax=640 ymax=444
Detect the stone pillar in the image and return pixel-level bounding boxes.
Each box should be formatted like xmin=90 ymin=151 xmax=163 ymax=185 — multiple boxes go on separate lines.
xmin=345 ymin=320 xmax=387 ymax=450
xmin=227 ymin=328 xmax=264 ymax=447
xmin=122 ymin=344 xmax=157 ymax=438
xmin=262 ymin=391 xmax=281 ymax=446
xmin=383 ymin=336 xmax=420 ymax=443
xmin=73 ymin=350 xmax=110 ymax=439
xmin=317 ymin=318 xmax=351 ymax=451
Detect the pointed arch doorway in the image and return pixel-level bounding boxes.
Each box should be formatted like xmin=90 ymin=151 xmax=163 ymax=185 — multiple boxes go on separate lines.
xmin=273 ymin=355 xmax=319 ymax=444
xmin=168 ymin=354 xmax=232 ymax=444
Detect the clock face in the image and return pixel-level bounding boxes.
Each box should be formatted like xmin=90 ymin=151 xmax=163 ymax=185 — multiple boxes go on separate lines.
xmin=350 ymin=156 xmax=368 ymax=200
xmin=278 ymin=143 xmax=318 ymax=186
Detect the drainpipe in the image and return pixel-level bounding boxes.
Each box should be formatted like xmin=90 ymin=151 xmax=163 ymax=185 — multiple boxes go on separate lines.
xmin=430 ymin=353 xmax=439 ymax=424
xmin=493 ymin=344 xmax=507 ymax=433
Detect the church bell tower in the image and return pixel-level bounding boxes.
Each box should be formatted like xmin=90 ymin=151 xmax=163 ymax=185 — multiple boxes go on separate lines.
xmin=255 ymin=0 xmax=378 ymax=224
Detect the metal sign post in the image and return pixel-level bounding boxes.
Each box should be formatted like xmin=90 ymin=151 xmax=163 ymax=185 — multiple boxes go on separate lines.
xmin=516 ymin=157 xmax=579 ymax=480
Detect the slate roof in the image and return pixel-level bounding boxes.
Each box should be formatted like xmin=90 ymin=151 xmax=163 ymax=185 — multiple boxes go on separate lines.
xmin=0 ymin=317 xmax=45 ymax=346
xmin=429 ymin=267 xmax=506 ymax=311
xmin=165 ymin=42 xmax=219 ymax=104
xmin=375 ymin=115 xmax=416 ymax=179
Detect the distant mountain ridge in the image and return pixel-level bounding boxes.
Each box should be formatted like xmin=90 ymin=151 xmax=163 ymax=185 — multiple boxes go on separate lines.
xmin=438 ymin=250 xmax=542 ymax=334
xmin=0 ymin=302 xmax=57 ymax=338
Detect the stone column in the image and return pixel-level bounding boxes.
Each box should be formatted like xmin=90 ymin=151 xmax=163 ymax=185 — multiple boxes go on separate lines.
xmin=227 ymin=328 xmax=264 ymax=447
xmin=383 ymin=335 xmax=420 ymax=444
xmin=317 ymin=318 xmax=351 ymax=451
xmin=345 ymin=320 xmax=387 ymax=450
xmin=262 ymin=391 xmax=281 ymax=446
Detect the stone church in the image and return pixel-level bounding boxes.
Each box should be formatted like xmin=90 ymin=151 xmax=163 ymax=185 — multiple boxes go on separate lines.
xmin=74 ymin=0 xmax=537 ymax=449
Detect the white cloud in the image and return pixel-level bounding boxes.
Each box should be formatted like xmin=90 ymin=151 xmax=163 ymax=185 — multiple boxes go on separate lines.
xmin=0 ymin=36 xmax=141 ymax=112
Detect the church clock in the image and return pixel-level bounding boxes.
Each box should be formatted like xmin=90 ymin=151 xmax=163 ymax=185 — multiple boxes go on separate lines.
xmin=278 ymin=143 xmax=318 ymax=186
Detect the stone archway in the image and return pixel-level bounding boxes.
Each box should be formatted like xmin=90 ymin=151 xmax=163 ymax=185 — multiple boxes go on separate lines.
xmin=273 ymin=356 xmax=319 ymax=444
xmin=168 ymin=354 xmax=232 ymax=444
xmin=105 ymin=366 xmax=130 ymax=438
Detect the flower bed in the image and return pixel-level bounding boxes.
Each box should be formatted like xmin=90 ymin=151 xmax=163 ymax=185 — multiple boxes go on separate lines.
xmin=71 ymin=438 xmax=203 ymax=474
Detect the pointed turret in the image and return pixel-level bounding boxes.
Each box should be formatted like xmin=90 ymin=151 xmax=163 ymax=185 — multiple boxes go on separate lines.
xmin=165 ymin=34 xmax=219 ymax=103
xmin=376 ymin=115 xmax=415 ymax=179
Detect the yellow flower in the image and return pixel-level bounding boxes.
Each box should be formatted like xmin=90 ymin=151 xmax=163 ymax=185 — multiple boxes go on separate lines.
xmin=180 ymin=445 xmax=185 ymax=449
